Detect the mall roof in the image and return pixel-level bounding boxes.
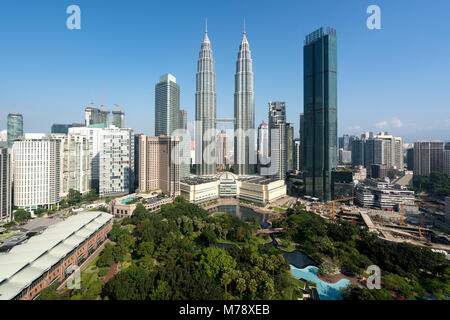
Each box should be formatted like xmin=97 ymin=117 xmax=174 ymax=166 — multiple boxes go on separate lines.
xmin=0 ymin=211 xmax=112 ymax=300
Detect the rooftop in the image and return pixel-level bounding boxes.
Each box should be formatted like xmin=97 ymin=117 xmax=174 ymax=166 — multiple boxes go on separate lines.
xmin=0 ymin=211 xmax=113 ymax=300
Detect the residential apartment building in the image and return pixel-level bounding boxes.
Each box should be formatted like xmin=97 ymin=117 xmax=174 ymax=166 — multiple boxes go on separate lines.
xmin=49 ymin=133 xmax=90 ymax=198
xmin=12 ymin=138 xmax=61 ymax=211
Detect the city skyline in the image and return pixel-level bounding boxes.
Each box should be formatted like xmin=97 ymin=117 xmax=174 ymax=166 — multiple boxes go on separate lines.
xmin=1 ymin=1 xmax=449 ymax=143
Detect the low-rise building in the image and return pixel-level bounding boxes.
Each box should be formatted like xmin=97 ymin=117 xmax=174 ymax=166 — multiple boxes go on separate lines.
xmin=180 ymin=177 xmax=220 ymax=204
xmin=0 ymin=211 xmax=113 ymax=300
xmin=237 ymin=176 xmax=286 ymax=204
xmin=180 ymin=174 xmax=287 ymax=205
xmin=355 ymin=178 xmax=415 ymax=210
xmin=109 ymin=193 xmax=174 ymax=218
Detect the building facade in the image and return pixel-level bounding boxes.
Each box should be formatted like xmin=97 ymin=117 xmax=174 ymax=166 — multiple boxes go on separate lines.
xmin=302 ymin=27 xmax=338 ymax=201
xmin=7 ymin=113 xmax=23 ymax=148
xmin=49 ymin=133 xmax=90 ymax=198
xmin=286 ymin=123 xmax=294 ymax=172
xmin=0 ymin=147 xmax=12 ymax=224
xmin=12 ymin=138 xmax=61 ymax=211
xmin=138 ymin=135 xmax=180 ymax=197
xmin=155 ymin=74 xmax=180 ymax=137
xmin=85 ymin=106 xmax=109 ymax=128
xmin=111 ymin=110 xmax=125 ymax=128
xmin=68 ymin=127 xmax=134 ymax=196
xmin=234 ymin=28 xmax=255 ymax=175
xmin=268 ymin=101 xmax=287 ymax=180
xmin=195 ymin=26 xmax=217 ymax=176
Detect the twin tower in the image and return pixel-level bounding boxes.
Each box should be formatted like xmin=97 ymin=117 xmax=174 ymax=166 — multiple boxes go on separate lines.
xmin=195 ymin=22 xmax=255 ymax=176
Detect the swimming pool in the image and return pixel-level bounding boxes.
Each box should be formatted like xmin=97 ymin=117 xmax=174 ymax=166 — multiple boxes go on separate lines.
xmin=290 ymin=265 xmax=350 ymax=300
xmin=120 ymin=197 xmax=135 ymax=204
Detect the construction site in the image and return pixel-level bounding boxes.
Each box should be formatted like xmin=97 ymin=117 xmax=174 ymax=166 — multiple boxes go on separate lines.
xmin=301 ymin=196 xmax=450 ymax=257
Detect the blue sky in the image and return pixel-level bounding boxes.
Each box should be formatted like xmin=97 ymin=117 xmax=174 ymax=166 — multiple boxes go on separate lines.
xmin=0 ymin=0 xmax=449 ymax=143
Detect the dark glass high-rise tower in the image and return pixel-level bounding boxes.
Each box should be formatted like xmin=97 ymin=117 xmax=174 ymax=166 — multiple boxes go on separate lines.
xmin=7 ymin=113 xmax=23 ymax=148
xmin=302 ymin=27 xmax=337 ymax=201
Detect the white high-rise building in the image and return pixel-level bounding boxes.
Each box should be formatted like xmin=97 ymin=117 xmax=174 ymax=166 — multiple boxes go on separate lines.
xmin=373 ymin=133 xmax=404 ymax=170
xmin=49 ymin=133 xmax=90 ymax=198
xmin=12 ymin=138 xmax=60 ymax=212
xmin=69 ymin=127 xmax=134 ymax=197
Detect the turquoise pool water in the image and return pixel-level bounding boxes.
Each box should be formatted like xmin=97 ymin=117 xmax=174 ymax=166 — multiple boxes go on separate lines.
xmin=290 ymin=265 xmax=350 ymax=300
xmin=121 ymin=197 xmax=134 ymax=204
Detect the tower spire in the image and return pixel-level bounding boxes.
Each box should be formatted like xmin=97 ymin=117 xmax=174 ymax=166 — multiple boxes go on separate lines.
xmin=205 ymin=18 xmax=208 ymax=34
xmin=243 ymin=18 xmax=246 ymax=34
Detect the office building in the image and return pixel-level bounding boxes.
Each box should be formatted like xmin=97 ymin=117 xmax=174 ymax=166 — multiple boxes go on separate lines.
xmin=234 ymin=25 xmax=255 ymax=175
xmin=155 ymin=74 xmax=180 ymax=137
xmin=257 ymin=121 xmax=270 ymax=173
xmin=268 ymin=101 xmax=287 ymax=180
xmin=339 ymin=148 xmax=352 ymax=164
xmin=134 ymin=133 xmax=140 ymax=191
xmin=355 ymin=179 xmax=415 ymax=210
xmin=0 ymin=147 xmax=12 ymax=224
xmin=406 ymin=148 xmax=414 ymax=171
xmin=294 ymin=139 xmax=301 ymax=172
xmin=138 ymin=135 xmax=180 ymax=197
xmin=7 ymin=113 xmax=23 ymax=148
xmin=85 ymin=106 xmax=109 ymax=128
xmin=51 ymin=123 xmax=84 ymax=134
xmin=444 ymin=150 xmax=450 ymax=177
xmin=351 ymin=138 xmax=365 ymax=167
xmin=111 ymin=110 xmax=125 ymax=128
xmin=414 ymin=141 xmax=445 ymax=176
xmin=12 ymin=138 xmax=61 ymax=211
xmin=49 ymin=133 xmax=90 ymax=198
xmin=371 ymin=164 xmax=388 ymax=179
xmin=179 ymin=110 xmax=187 ymax=130
xmin=195 ymin=25 xmax=217 ymax=176
xmin=302 ymin=27 xmax=338 ymax=201
xmin=286 ymin=123 xmax=294 ymax=172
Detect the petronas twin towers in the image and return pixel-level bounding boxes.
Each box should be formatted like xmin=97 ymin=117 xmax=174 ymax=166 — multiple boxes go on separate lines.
xmin=195 ymin=21 xmax=255 ymax=176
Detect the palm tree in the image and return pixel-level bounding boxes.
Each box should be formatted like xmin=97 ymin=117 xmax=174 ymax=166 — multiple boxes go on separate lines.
xmin=221 ymin=273 xmax=232 ymax=299
xmin=236 ymin=278 xmax=246 ymax=299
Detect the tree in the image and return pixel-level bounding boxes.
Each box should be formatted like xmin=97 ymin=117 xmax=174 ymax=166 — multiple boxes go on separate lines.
xmin=84 ymin=189 xmax=99 ymax=202
xmin=67 ymin=189 xmax=82 ymax=205
xmin=221 ymin=272 xmax=233 ymax=299
xmin=236 ymin=278 xmax=246 ymax=299
xmin=97 ymin=243 xmax=115 ymax=267
xmin=198 ymin=247 xmax=237 ymax=279
xmin=14 ymin=209 xmax=31 ymax=223
xmin=137 ymin=241 xmax=155 ymax=258
xmin=199 ymin=229 xmax=217 ymax=247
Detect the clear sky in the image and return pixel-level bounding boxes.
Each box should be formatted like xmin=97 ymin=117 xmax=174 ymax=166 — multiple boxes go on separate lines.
xmin=0 ymin=0 xmax=449 ymax=143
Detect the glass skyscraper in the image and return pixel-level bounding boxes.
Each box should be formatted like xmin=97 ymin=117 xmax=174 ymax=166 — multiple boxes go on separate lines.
xmin=7 ymin=113 xmax=23 ymax=148
xmin=302 ymin=27 xmax=337 ymax=201
xmin=155 ymin=74 xmax=180 ymax=137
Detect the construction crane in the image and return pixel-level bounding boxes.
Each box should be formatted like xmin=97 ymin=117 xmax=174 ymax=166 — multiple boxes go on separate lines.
xmin=396 ymin=201 xmax=442 ymax=227
xmin=329 ymin=196 xmax=356 ymax=219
